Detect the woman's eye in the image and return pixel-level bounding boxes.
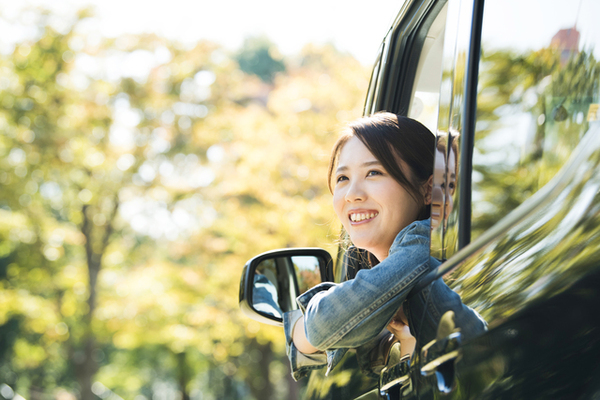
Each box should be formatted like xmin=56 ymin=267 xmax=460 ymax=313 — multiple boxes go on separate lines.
xmin=367 ymin=170 xmax=383 ymax=177
xmin=445 ymin=181 xmax=456 ymax=196
xmin=336 ymin=175 xmax=348 ymax=183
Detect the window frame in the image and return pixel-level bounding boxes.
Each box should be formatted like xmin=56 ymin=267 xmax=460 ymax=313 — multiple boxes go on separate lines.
xmin=457 ymin=0 xmax=484 ymax=249
xmin=364 ymin=0 xmax=449 ymax=115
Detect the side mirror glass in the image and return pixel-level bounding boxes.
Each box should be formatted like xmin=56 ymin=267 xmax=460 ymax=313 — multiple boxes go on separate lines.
xmin=239 ymin=248 xmax=333 ymax=326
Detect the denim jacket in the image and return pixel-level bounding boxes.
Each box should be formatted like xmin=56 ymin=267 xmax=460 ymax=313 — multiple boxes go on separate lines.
xmin=283 ymin=219 xmax=486 ymax=380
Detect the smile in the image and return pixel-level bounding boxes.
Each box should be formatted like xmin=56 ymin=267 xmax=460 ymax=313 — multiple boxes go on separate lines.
xmin=349 ymin=212 xmax=379 ymax=222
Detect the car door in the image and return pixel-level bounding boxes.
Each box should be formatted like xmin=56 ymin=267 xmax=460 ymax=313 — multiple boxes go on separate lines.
xmin=403 ymin=0 xmax=600 ymax=398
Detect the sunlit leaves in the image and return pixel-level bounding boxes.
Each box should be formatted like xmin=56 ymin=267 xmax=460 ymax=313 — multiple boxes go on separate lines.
xmin=0 ymin=7 xmax=368 ymax=399
xmin=236 ymin=36 xmax=286 ymax=84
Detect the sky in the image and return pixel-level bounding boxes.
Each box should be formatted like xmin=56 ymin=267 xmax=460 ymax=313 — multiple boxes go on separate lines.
xmin=2 ymin=0 xmax=599 ymax=78
xmin=0 ymin=0 xmax=404 ymax=66
xmin=480 ymin=0 xmax=600 ymax=57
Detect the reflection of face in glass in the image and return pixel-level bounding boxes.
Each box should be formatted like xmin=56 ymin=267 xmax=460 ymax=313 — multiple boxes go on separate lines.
xmin=444 ymin=145 xmax=457 ymax=218
xmin=431 ymin=146 xmax=446 ymax=230
xmin=430 ymin=139 xmax=457 ymax=231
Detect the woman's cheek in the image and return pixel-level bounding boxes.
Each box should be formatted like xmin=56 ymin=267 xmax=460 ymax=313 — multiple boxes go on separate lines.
xmin=332 ymin=191 xmax=344 ymax=218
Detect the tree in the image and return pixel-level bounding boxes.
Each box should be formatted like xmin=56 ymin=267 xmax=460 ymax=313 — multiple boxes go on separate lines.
xmin=0 ymin=8 xmax=369 ymax=400
xmin=235 ymin=36 xmax=286 ymax=84
xmin=447 ymin=43 xmax=600 ymax=322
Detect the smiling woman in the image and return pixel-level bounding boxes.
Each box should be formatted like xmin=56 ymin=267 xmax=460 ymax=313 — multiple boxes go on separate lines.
xmin=282 ymin=112 xmax=486 ymax=380
xmin=330 ymin=114 xmax=434 ymax=262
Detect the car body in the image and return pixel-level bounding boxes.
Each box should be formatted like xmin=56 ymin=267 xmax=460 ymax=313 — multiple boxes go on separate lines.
xmin=240 ymin=0 xmax=600 ymax=398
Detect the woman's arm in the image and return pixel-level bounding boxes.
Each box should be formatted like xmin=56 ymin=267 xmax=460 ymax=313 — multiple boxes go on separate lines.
xmin=283 ymin=309 xmax=328 ymax=381
xmin=298 ymin=221 xmax=431 ymax=351
xmin=293 ymin=316 xmax=319 ymax=354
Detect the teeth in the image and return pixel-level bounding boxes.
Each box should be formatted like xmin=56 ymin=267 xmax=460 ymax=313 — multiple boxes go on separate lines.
xmin=350 ymin=212 xmax=378 ymax=222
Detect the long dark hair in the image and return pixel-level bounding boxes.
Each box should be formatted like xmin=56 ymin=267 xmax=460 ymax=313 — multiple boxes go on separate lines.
xmin=328 ymin=112 xmax=436 ymax=267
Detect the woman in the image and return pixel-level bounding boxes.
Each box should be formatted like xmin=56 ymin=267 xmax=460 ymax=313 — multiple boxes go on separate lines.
xmin=283 ymin=113 xmax=485 ymax=380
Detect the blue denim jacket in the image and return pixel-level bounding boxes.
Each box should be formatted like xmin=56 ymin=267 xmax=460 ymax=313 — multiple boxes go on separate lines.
xmin=253 ymin=273 xmax=283 ymax=319
xmin=283 ymin=219 xmax=486 ymax=380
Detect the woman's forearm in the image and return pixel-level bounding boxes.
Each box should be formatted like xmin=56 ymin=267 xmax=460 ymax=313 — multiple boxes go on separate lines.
xmin=293 ymin=316 xmax=319 ymax=354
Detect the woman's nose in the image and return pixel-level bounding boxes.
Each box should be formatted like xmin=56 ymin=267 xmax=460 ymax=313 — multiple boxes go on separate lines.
xmin=345 ymin=180 xmax=366 ymax=202
xmin=445 ymin=192 xmax=454 ymax=215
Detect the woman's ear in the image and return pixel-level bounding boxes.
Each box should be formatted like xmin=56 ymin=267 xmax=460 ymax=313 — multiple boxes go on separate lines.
xmin=423 ymin=175 xmax=433 ymax=205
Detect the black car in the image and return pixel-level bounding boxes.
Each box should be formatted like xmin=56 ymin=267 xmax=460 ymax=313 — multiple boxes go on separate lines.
xmin=240 ymin=0 xmax=600 ymax=398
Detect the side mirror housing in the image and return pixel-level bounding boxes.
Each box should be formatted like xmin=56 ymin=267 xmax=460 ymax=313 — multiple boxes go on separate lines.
xmin=239 ymin=248 xmax=333 ymax=326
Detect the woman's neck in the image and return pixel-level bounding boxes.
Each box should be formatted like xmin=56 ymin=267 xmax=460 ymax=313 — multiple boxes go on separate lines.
xmin=372 ymin=250 xmax=387 ymax=263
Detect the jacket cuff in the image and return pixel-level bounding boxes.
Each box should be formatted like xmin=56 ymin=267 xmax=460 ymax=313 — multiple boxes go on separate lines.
xmin=283 ymin=310 xmax=327 ymax=381
xmin=296 ymin=282 xmax=337 ymax=313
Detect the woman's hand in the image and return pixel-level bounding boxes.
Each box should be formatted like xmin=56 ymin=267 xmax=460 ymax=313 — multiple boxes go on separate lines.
xmin=387 ymin=306 xmax=416 ymax=358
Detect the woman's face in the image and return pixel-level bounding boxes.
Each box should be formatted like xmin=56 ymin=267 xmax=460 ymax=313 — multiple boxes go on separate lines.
xmin=431 ymin=145 xmax=457 ymax=230
xmin=332 ymin=136 xmax=423 ymax=261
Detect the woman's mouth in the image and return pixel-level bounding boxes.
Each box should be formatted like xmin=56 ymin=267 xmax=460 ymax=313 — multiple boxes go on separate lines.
xmin=349 ymin=212 xmax=379 ymax=223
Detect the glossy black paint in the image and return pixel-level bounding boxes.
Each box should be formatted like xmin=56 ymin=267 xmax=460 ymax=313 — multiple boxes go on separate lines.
xmin=367 ymin=0 xmax=448 ymax=115
xmin=305 ymin=350 xmax=380 ymax=400
xmin=413 ymin=268 xmax=600 ymax=399
xmin=421 ymin=122 xmax=600 ymax=398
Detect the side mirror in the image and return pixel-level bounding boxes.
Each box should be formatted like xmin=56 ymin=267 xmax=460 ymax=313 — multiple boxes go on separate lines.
xmin=239 ymin=248 xmax=333 ymax=326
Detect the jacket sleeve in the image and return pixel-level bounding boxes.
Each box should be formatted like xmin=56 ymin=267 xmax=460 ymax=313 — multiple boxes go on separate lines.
xmin=297 ymin=222 xmax=431 ymax=351
xmin=283 ymin=309 xmax=327 ymax=381
xmin=404 ymin=272 xmax=488 ymax=348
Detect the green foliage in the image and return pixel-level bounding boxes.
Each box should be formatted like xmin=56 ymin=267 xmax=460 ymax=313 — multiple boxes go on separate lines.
xmin=0 ymin=8 xmax=368 ymax=400
xmin=471 ymin=46 xmax=600 ymax=237
xmin=447 ymin=43 xmax=600 ymax=329
xmin=235 ymin=36 xmax=286 ymax=83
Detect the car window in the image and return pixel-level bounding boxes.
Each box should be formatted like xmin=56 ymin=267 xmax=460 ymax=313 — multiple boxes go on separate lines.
xmin=441 ymin=0 xmax=600 ymax=332
xmin=470 ymin=0 xmax=600 ymax=240
xmin=430 ymin=0 xmax=474 ymax=260
xmin=407 ymin=2 xmax=447 ymax=134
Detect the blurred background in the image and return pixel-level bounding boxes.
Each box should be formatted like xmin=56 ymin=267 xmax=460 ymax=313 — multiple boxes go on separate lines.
xmin=0 ymin=0 xmax=401 ymax=399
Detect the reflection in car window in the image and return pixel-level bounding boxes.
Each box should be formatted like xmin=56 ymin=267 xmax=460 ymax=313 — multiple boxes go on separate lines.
xmin=471 ymin=0 xmax=600 ymax=240
xmin=444 ymin=0 xmax=600 ymax=330
xmin=408 ymin=3 xmax=447 ymax=134
xmin=292 ymin=256 xmax=321 ymax=294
